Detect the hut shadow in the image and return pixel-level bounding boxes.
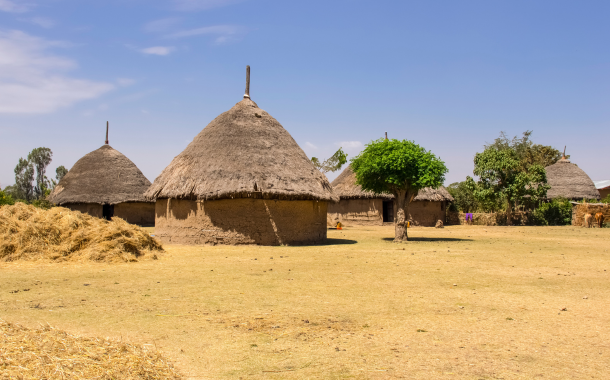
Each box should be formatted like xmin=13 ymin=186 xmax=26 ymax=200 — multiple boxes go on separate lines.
xmin=382 ymin=237 xmax=473 ymax=242
xmin=322 ymin=238 xmax=358 ymax=245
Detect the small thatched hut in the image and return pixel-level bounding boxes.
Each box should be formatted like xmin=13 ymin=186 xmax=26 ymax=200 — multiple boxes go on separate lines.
xmin=48 ymin=143 xmax=155 ymax=226
xmin=545 ymin=157 xmax=600 ymax=201
xmin=144 ymin=67 xmax=337 ymax=245
xmin=327 ymin=165 xmax=454 ymax=227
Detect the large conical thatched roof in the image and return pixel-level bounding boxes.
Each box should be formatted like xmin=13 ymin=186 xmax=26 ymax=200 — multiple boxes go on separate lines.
xmin=48 ymin=145 xmax=152 ymax=205
xmin=545 ymin=158 xmax=600 ymax=200
xmin=145 ymin=98 xmax=337 ymax=202
xmin=331 ymin=165 xmax=454 ymax=202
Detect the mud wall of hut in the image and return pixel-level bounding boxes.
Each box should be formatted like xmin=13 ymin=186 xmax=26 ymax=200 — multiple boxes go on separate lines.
xmin=571 ymin=204 xmax=610 ymax=227
xmin=599 ymin=189 xmax=610 ymax=199
xmin=63 ymin=203 xmax=103 ymax=219
xmin=407 ymin=201 xmax=446 ymax=227
xmin=113 ymin=202 xmax=155 ymax=226
xmin=155 ymin=198 xmax=328 ymax=245
xmin=327 ymin=199 xmax=384 ymax=226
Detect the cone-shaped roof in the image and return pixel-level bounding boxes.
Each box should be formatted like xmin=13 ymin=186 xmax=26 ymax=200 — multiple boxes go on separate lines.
xmin=545 ymin=158 xmax=600 ymax=200
xmin=48 ymin=145 xmax=152 ymax=205
xmin=145 ymin=98 xmax=337 ymax=202
xmin=331 ymin=165 xmax=454 ymax=201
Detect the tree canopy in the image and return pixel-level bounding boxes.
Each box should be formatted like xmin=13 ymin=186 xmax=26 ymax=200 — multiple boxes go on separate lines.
xmin=351 ymin=138 xmax=447 ymax=241
xmin=311 ymin=148 xmax=348 ymax=173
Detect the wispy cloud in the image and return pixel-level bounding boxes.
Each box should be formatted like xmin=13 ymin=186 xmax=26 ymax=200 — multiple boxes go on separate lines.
xmin=173 ymin=0 xmax=245 ymax=12
xmin=337 ymin=141 xmax=363 ymax=149
xmin=0 ymin=30 xmax=114 ymax=114
xmin=305 ymin=142 xmax=318 ymax=150
xmin=116 ymin=78 xmax=136 ymax=87
xmin=140 ymin=46 xmax=175 ymax=56
xmin=143 ymin=17 xmax=181 ymax=33
xmin=0 ymin=0 xmax=29 ymax=13
xmin=23 ymin=16 xmax=55 ymax=28
xmin=166 ymin=24 xmax=246 ymax=44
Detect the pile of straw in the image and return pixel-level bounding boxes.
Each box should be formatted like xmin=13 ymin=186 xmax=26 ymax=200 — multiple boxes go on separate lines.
xmin=0 ymin=319 xmax=181 ymax=379
xmin=0 ymin=203 xmax=163 ymax=262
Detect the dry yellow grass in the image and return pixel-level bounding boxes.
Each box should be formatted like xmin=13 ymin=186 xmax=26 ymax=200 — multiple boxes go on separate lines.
xmin=0 ymin=319 xmax=181 ymax=379
xmin=0 ymin=203 xmax=162 ymax=263
xmin=1 ymin=225 xmax=609 ymax=379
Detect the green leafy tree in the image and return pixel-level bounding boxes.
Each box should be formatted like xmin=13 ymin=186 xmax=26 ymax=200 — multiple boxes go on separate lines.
xmin=311 ymin=148 xmax=348 ymax=173
xmin=531 ymin=198 xmax=572 ymax=226
xmin=56 ymin=165 xmax=68 ymax=182
xmin=14 ymin=158 xmax=35 ymax=201
xmin=447 ymin=181 xmax=478 ymax=212
xmin=28 ymin=147 xmax=53 ymax=199
xmin=467 ymin=147 xmax=549 ymax=225
xmin=485 ymin=131 xmax=564 ymax=171
xmin=0 ymin=189 xmax=15 ymax=206
xmin=351 ymin=139 xmax=448 ymax=241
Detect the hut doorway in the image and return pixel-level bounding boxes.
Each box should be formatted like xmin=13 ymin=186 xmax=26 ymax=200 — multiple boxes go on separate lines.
xmin=382 ymin=200 xmax=394 ymax=223
xmin=102 ymin=204 xmax=114 ymax=221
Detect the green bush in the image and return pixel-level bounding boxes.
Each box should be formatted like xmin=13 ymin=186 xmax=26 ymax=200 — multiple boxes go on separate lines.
xmin=0 ymin=190 xmax=15 ymax=206
xmin=532 ymin=198 xmax=572 ymax=226
xmin=600 ymin=195 xmax=610 ymax=204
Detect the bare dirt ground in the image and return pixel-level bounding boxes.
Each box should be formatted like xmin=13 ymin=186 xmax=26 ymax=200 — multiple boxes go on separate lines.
xmin=1 ymin=225 xmax=609 ymax=379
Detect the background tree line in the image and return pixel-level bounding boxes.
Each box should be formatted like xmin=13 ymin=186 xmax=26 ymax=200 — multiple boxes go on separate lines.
xmin=0 ymin=147 xmax=67 ymax=207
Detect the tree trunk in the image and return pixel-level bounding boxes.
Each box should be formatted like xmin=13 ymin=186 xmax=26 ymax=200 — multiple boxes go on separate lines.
xmin=506 ymin=199 xmax=513 ymax=226
xmin=393 ymin=190 xmax=410 ymax=242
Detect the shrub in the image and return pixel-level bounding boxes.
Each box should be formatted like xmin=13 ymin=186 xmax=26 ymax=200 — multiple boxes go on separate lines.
xmin=0 ymin=190 xmax=15 ymax=206
xmin=531 ymin=198 xmax=572 ymax=226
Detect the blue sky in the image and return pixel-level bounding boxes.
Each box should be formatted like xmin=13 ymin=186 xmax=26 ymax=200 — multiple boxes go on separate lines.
xmin=1 ymin=0 xmax=608 ymax=188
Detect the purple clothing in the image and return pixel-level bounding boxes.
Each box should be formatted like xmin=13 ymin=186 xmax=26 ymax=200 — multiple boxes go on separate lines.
xmin=465 ymin=213 xmax=473 ymax=221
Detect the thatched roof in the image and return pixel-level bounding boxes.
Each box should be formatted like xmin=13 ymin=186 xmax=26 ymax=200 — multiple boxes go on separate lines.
xmin=144 ymin=98 xmax=337 ymax=202
xmin=545 ymin=158 xmax=600 ymax=200
xmin=331 ymin=165 xmax=454 ymax=202
xmin=48 ymin=145 xmax=152 ymax=205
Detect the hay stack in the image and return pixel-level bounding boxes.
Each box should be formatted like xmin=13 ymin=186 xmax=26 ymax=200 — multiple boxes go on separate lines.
xmin=0 ymin=319 xmax=181 ymax=379
xmin=571 ymin=203 xmax=610 ymax=227
xmin=0 ymin=203 xmax=163 ymax=262
xmin=545 ymin=158 xmax=600 ymax=200
xmin=145 ymin=67 xmax=336 ymax=245
xmin=48 ymin=144 xmax=155 ymax=226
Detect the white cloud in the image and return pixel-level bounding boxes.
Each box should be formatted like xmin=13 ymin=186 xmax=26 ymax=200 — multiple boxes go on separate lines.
xmin=173 ymin=0 xmax=244 ymax=12
xmin=26 ymin=17 xmax=55 ymax=28
xmin=0 ymin=30 xmax=114 ymax=114
xmin=305 ymin=142 xmax=318 ymax=150
xmin=0 ymin=0 xmax=29 ymax=13
xmin=166 ymin=25 xmax=245 ymax=44
xmin=116 ymin=78 xmax=136 ymax=87
xmin=140 ymin=46 xmax=174 ymax=55
xmin=337 ymin=141 xmax=363 ymax=149
xmin=143 ymin=18 xmax=181 ymax=33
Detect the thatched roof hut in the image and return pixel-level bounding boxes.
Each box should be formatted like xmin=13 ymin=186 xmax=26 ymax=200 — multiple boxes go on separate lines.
xmin=330 ymin=165 xmax=454 ymax=202
xmin=545 ymin=157 xmax=600 ymax=200
xmin=50 ymin=145 xmax=151 ymax=205
xmin=328 ymin=165 xmax=453 ymax=227
xmin=145 ymin=66 xmax=335 ymax=245
xmin=48 ymin=140 xmax=155 ymax=226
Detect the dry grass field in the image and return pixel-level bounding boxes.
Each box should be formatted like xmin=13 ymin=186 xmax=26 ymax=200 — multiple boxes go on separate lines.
xmin=1 ymin=225 xmax=609 ymax=379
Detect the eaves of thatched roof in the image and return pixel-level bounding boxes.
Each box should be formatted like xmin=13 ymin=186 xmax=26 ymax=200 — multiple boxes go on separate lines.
xmin=144 ymin=98 xmax=337 ymax=202
xmin=545 ymin=158 xmax=600 ymax=200
xmin=331 ymin=165 xmax=454 ymax=202
xmin=48 ymin=145 xmax=152 ymax=205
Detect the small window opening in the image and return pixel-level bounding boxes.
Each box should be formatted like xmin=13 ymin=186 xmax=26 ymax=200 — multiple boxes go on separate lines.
xmin=102 ymin=204 xmax=114 ymax=221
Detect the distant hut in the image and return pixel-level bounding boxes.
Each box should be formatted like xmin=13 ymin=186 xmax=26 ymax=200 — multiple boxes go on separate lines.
xmin=48 ymin=124 xmax=155 ymax=226
xmin=545 ymin=156 xmax=600 ymax=201
xmin=594 ymin=180 xmax=610 ymax=200
xmin=328 ymin=165 xmax=454 ymax=227
xmin=144 ymin=67 xmax=337 ymax=245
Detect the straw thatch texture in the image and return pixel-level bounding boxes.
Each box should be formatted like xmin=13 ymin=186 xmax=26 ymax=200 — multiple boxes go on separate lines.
xmin=145 ymin=99 xmax=337 ymax=202
xmin=571 ymin=203 xmax=610 ymax=227
xmin=48 ymin=145 xmax=153 ymax=206
xmin=0 ymin=203 xmax=163 ymax=262
xmin=331 ymin=165 xmax=454 ymax=201
xmin=0 ymin=319 xmax=181 ymax=379
xmin=545 ymin=158 xmax=600 ymax=200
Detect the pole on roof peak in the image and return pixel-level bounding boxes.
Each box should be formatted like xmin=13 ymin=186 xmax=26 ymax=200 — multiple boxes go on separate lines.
xmin=105 ymin=121 xmax=109 ymax=145
xmin=244 ymin=65 xmax=250 ymax=99
xmin=562 ymin=145 xmax=566 ymax=159
xmin=385 ymin=131 xmax=388 ymax=140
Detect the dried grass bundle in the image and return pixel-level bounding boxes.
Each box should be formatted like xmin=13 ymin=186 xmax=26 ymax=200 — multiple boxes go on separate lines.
xmin=0 ymin=203 xmax=163 ymax=262
xmin=0 ymin=319 xmax=181 ymax=379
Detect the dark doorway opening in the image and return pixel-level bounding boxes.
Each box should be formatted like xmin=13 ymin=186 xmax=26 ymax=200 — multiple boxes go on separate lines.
xmin=382 ymin=200 xmax=394 ymax=223
xmin=102 ymin=204 xmax=114 ymax=221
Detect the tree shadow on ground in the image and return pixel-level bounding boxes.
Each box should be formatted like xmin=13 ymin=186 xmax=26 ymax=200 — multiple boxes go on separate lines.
xmin=382 ymin=237 xmax=473 ymax=242
xmin=294 ymin=238 xmax=358 ymax=247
